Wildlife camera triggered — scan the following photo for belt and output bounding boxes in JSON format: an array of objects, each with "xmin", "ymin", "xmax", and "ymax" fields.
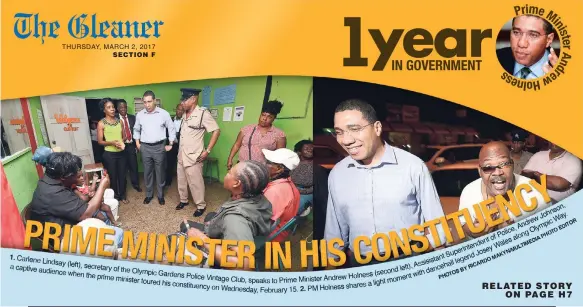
[{"xmin": 141, "ymin": 140, "xmax": 165, "ymax": 146}]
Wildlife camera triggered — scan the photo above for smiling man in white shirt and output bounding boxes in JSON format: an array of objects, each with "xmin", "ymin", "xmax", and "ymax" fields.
[{"xmin": 459, "ymin": 141, "xmax": 551, "ymax": 239}]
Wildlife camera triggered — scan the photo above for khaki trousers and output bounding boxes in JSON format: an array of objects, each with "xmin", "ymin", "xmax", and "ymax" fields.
[{"xmin": 177, "ymin": 154, "xmax": 206, "ymax": 209}]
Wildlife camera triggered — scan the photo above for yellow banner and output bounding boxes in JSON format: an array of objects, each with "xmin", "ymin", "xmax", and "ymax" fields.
[{"xmin": 2, "ymin": 0, "xmax": 582, "ymax": 156}]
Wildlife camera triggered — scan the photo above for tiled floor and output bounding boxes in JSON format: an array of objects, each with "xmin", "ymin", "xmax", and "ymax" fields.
[{"xmin": 116, "ymin": 177, "xmax": 313, "ymax": 272}]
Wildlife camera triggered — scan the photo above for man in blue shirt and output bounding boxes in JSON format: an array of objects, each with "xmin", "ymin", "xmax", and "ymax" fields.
[
  {"xmin": 324, "ymin": 99, "xmax": 447, "ymax": 267},
  {"xmin": 496, "ymin": 14, "xmax": 558, "ymax": 79},
  {"xmin": 134, "ymin": 90, "xmax": 176, "ymax": 205}
]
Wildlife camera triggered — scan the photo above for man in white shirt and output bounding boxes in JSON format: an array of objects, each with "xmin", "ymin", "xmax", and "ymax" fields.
[
  {"xmin": 166, "ymin": 104, "xmax": 184, "ymax": 187},
  {"xmin": 522, "ymin": 143, "xmax": 582, "ymax": 203},
  {"xmin": 458, "ymin": 142, "xmax": 551, "ymax": 239}
]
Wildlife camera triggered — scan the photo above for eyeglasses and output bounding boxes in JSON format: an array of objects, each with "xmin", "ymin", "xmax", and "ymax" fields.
[
  {"xmin": 332, "ymin": 122, "xmax": 374, "ymax": 138},
  {"xmin": 511, "ymin": 30, "xmax": 545, "ymax": 41},
  {"xmin": 480, "ymin": 160, "xmax": 514, "ymax": 174}
]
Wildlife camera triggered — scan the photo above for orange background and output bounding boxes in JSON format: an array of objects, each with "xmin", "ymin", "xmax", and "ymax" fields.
[{"xmin": 2, "ymin": 0, "xmax": 582, "ymax": 157}]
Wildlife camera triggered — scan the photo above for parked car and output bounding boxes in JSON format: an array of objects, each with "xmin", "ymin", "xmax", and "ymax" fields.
[
  {"xmin": 420, "ymin": 144, "xmax": 484, "ymax": 171},
  {"xmin": 314, "ymin": 144, "xmax": 346, "ymax": 170},
  {"xmin": 430, "ymin": 160, "xmax": 480, "ymax": 246},
  {"xmin": 430, "ymin": 160, "xmax": 480, "ymax": 214},
  {"xmin": 313, "ymin": 134, "xmax": 347, "ymax": 170}
]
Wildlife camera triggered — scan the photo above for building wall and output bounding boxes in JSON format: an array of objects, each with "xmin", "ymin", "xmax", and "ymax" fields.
[
  {"xmin": 26, "ymin": 76, "xmax": 313, "ymax": 182},
  {"xmin": 2, "ymin": 148, "xmax": 39, "ymax": 212}
]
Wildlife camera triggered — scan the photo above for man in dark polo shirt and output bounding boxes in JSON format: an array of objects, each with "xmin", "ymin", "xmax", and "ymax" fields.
[{"xmin": 29, "ymin": 152, "xmax": 114, "ymax": 247}]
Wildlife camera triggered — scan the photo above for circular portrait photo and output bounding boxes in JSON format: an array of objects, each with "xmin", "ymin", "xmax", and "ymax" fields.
[{"xmin": 496, "ymin": 14, "xmax": 560, "ymax": 79}]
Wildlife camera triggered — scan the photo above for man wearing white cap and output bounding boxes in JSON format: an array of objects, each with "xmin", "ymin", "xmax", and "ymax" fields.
[{"xmin": 262, "ymin": 148, "xmax": 301, "ymax": 242}]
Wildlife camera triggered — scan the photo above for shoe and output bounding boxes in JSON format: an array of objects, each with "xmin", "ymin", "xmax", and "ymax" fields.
[
  {"xmin": 134, "ymin": 186, "xmax": 142, "ymax": 192},
  {"xmin": 158, "ymin": 198, "xmax": 165, "ymax": 205},
  {"xmin": 175, "ymin": 202, "xmax": 189, "ymax": 210},
  {"xmin": 143, "ymin": 197, "xmax": 152, "ymax": 204},
  {"xmin": 193, "ymin": 208, "xmax": 206, "ymax": 217}
]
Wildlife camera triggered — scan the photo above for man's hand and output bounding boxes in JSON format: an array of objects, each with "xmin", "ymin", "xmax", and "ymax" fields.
[
  {"xmin": 473, "ymin": 218, "xmax": 493, "ymax": 236},
  {"xmin": 165, "ymin": 145, "xmax": 173, "ymax": 152},
  {"xmin": 136, "ymin": 142, "xmax": 141, "ymax": 152},
  {"xmin": 543, "ymin": 47, "xmax": 558, "ymax": 74},
  {"xmin": 187, "ymin": 227, "xmax": 205, "ymax": 239},
  {"xmin": 196, "ymin": 151, "xmax": 209, "ymax": 163},
  {"xmin": 530, "ymin": 171, "xmax": 544, "ymax": 184}
]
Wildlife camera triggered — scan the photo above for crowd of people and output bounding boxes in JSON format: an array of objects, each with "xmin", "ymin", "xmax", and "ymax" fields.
[
  {"xmin": 321, "ymin": 99, "xmax": 582, "ymax": 268},
  {"xmin": 26, "ymin": 89, "xmax": 314, "ymax": 269}
]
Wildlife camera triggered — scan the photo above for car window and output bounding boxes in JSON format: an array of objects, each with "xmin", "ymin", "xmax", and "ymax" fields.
[
  {"xmin": 432, "ymin": 169, "xmax": 480, "ymax": 197},
  {"xmin": 437, "ymin": 147, "xmax": 482, "ymax": 164},
  {"xmin": 419, "ymin": 148, "xmax": 439, "ymax": 162},
  {"xmin": 314, "ymin": 147, "xmax": 339, "ymax": 159}
]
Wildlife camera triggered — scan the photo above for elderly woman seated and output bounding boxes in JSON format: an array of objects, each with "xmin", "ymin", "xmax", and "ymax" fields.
[
  {"xmin": 179, "ymin": 160, "xmax": 273, "ymax": 270},
  {"xmin": 261, "ymin": 148, "xmax": 301, "ymax": 242},
  {"xmin": 29, "ymin": 152, "xmax": 124, "ymax": 251}
]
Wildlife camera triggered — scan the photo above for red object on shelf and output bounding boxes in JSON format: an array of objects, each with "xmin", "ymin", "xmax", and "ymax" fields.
[{"xmin": 0, "ymin": 163, "xmax": 29, "ymax": 249}]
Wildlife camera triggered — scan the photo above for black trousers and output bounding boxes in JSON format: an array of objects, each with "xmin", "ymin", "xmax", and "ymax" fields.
[
  {"xmin": 123, "ymin": 143, "xmax": 139, "ymax": 188},
  {"xmin": 166, "ymin": 142, "xmax": 179, "ymax": 186},
  {"xmin": 92, "ymin": 141, "xmax": 103, "ymax": 163},
  {"xmin": 102, "ymin": 150, "xmax": 127, "ymax": 200}
]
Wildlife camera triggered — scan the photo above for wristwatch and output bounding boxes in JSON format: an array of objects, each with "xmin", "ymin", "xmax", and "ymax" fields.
[{"xmin": 205, "ymin": 148, "xmax": 211, "ymax": 154}]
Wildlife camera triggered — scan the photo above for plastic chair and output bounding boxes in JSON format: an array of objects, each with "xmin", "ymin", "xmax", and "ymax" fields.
[
  {"xmin": 297, "ymin": 194, "xmax": 313, "ymax": 215},
  {"xmin": 257, "ymin": 217, "xmax": 301, "ymax": 271},
  {"xmin": 253, "ymin": 218, "xmax": 280, "ymax": 271},
  {"xmin": 204, "ymin": 157, "xmax": 220, "ymax": 184},
  {"xmin": 254, "ymin": 218, "xmax": 280, "ymax": 252}
]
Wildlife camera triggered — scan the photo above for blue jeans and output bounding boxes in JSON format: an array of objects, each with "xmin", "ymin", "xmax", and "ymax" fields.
[
  {"xmin": 298, "ymin": 194, "xmax": 313, "ymax": 214},
  {"xmin": 110, "ymin": 225, "xmax": 124, "ymax": 248},
  {"xmin": 92, "ymin": 211, "xmax": 123, "ymax": 248}
]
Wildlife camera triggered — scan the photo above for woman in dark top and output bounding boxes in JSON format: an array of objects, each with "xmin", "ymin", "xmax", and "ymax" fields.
[
  {"xmin": 180, "ymin": 160, "xmax": 273, "ymax": 270},
  {"xmin": 291, "ymin": 140, "xmax": 314, "ymax": 214}
]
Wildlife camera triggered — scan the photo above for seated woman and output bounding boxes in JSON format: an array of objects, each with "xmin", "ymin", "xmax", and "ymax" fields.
[
  {"xmin": 29, "ymin": 152, "xmax": 123, "ymax": 250},
  {"xmin": 226, "ymin": 100, "xmax": 286, "ymax": 169},
  {"xmin": 180, "ymin": 160, "xmax": 273, "ymax": 270},
  {"xmin": 262, "ymin": 148, "xmax": 301, "ymax": 242},
  {"xmin": 290, "ymin": 140, "xmax": 314, "ymax": 215},
  {"xmin": 74, "ymin": 172, "xmax": 121, "ymax": 227}
]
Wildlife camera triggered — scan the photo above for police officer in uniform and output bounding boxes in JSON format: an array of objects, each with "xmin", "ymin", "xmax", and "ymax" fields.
[{"xmin": 175, "ymin": 88, "xmax": 221, "ymax": 217}]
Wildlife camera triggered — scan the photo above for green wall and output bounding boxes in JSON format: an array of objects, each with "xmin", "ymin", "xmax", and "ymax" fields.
[
  {"xmin": 29, "ymin": 98, "xmax": 47, "ymax": 146},
  {"xmin": 27, "ymin": 76, "xmax": 313, "ymax": 182},
  {"xmin": 2, "ymin": 148, "xmax": 40, "ymax": 212}
]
